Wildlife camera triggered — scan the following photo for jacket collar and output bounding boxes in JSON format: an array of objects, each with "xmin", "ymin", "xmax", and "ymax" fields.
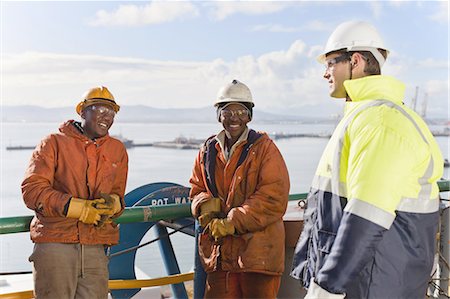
[
  {"xmin": 343, "ymin": 75, "xmax": 405, "ymax": 105},
  {"xmin": 59, "ymin": 120, "xmax": 110, "ymax": 145},
  {"xmin": 216, "ymin": 127, "xmax": 249, "ymax": 161}
]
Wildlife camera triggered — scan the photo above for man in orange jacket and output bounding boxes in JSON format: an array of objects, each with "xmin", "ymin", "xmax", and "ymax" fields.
[
  {"xmin": 190, "ymin": 79, "xmax": 290, "ymax": 298},
  {"xmin": 22, "ymin": 86, "xmax": 128, "ymax": 299}
]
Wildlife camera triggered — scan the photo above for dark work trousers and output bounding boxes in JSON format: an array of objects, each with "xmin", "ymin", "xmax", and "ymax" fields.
[
  {"xmin": 205, "ymin": 271, "xmax": 281, "ymax": 299},
  {"xmin": 194, "ymin": 220, "xmax": 207, "ymax": 299}
]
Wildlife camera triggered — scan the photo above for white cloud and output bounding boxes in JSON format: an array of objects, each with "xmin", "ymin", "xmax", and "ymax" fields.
[
  {"xmin": 2, "ymin": 52, "xmax": 209, "ymax": 108},
  {"xmin": 383, "ymin": 49, "xmax": 449, "ymax": 117},
  {"xmin": 2, "ymin": 39, "xmax": 448, "ymax": 117},
  {"xmin": 304, "ymin": 20, "xmax": 330, "ymax": 32},
  {"xmin": 428, "ymin": 1, "xmax": 449, "ymax": 24},
  {"xmin": 89, "ymin": 2, "xmax": 199, "ymax": 27},
  {"xmin": 206, "ymin": 1, "xmax": 292, "ymax": 21},
  {"xmin": 369, "ymin": 1, "xmax": 383, "ymax": 19},
  {"xmin": 250, "ymin": 20, "xmax": 330, "ymax": 33},
  {"xmin": 422, "ymin": 79, "xmax": 449, "ymax": 117},
  {"xmin": 425, "ymin": 79, "xmax": 449, "ymax": 96},
  {"xmin": 417, "ymin": 58, "xmax": 449, "ymax": 69},
  {"xmin": 251, "ymin": 24, "xmax": 302, "ymax": 33},
  {"xmin": 195, "ymin": 39, "xmax": 329, "ymax": 112},
  {"xmin": 388, "ymin": 0, "xmax": 405, "ymax": 8},
  {"xmin": 2, "ymin": 41, "xmax": 322, "ymax": 113}
]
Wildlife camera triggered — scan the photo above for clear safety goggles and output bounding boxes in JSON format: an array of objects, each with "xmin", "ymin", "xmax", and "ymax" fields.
[
  {"xmin": 89, "ymin": 105, "xmax": 116, "ymax": 117},
  {"xmin": 220, "ymin": 109, "xmax": 250, "ymax": 120},
  {"xmin": 324, "ymin": 53, "xmax": 350, "ymax": 70}
]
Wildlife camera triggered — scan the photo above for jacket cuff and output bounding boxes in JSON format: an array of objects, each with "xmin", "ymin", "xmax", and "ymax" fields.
[{"xmin": 305, "ymin": 279, "xmax": 345, "ymax": 299}]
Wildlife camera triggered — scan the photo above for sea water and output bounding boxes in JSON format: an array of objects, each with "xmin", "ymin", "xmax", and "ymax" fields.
[{"xmin": 1, "ymin": 121, "xmax": 448, "ymax": 279}]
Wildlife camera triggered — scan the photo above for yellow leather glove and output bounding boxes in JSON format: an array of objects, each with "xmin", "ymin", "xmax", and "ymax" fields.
[
  {"xmin": 66, "ymin": 197, "xmax": 110, "ymax": 225},
  {"xmin": 200, "ymin": 197, "xmax": 221, "ymax": 215},
  {"xmin": 96, "ymin": 193, "xmax": 122, "ymax": 226},
  {"xmin": 208, "ymin": 218, "xmax": 235, "ymax": 241},
  {"xmin": 97, "ymin": 193, "xmax": 122, "ymax": 215},
  {"xmin": 198, "ymin": 212, "xmax": 222, "ymax": 227},
  {"xmin": 198, "ymin": 198, "xmax": 222, "ymax": 227}
]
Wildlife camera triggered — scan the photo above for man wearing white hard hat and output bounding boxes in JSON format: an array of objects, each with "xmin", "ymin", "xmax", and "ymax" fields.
[
  {"xmin": 190, "ymin": 79, "xmax": 290, "ymax": 298},
  {"xmin": 290, "ymin": 21, "xmax": 443, "ymax": 299},
  {"xmin": 22, "ymin": 86, "xmax": 128, "ymax": 298}
]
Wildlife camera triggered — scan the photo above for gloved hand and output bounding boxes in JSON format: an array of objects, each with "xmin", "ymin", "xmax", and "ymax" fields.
[
  {"xmin": 66, "ymin": 197, "xmax": 110, "ymax": 225},
  {"xmin": 96, "ymin": 193, "xmax": 122, "ymax": 226},
  {"xmin": 198, "ymin": 212, "xmax": 222, "ymax": 227},
  {"xmin": 207, "ymin": 218, "xmax": 235, "ymax": 241},
  {"xmin": 198, "ymin": 198, "xmax": 221, "ymax": 227},
  {"xmin": 97, "ymin": 193, "xmax": 122, "ymax": 215},
  {"xmin": 200, "ymin": 197, "xmax": 221, "ymax": 215},
  {"xmin": 304, "ymin": 278, "xmax": 345, "ymax": 299}
]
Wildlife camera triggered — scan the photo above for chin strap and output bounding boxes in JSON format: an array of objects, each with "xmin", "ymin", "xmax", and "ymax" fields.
[
  {"xmin": 345, "ymin": 53, "xmax": 353, "ymax": 101},
  {"xmin": 73, "ymin": 121, "xmax": 84, "ymax": 134}
]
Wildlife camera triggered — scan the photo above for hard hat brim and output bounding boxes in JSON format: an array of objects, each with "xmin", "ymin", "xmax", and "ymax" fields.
[
  {"xmin": 214, "ymin": 98, "xmax": 255, "ymax": 108},
  {"xmin": 316, "ymin": 53, "xmax": 327, "ymax": 64}
]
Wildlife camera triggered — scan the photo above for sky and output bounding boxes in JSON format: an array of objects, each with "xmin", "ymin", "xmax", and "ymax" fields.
[{"xmin": 1, "ymin": 0, "xmax": 449, "ymax": 118}]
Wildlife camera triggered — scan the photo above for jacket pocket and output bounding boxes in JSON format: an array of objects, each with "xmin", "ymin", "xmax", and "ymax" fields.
[
  {"xmin": 102, "ymin": 156, "xmax": 120, "ymax": 181},
  {"xmin": 316, "ymin": 229, "xmax": 336, "ymax": 273},
  {"xmin": 99, "ymin": 155, "xmax": 121, "ymax": 192},
  {"xmin": 198, "ymin": 232, "xmax": 219, "ymax": 272},
  {"xmin": 317, "ymin": 230, "xmax": 336, "ymax": 254},
  {"xmin": 221, "ymin": 235, "xmax": 249, "ymax": 271}
]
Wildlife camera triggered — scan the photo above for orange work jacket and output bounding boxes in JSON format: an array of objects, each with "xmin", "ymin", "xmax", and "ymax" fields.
[
  {"xmin": 22, "ymin": 120, "xmax": 128, "ymax": 245},
  {"xmin": 190, "ymin": 131, "xmax": 290, "ymax": 275}
]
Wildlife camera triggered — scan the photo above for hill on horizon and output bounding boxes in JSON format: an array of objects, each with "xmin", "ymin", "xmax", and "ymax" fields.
[{"xmin": 1, "ymin": 105, "xmax": 337, "ymax": 124}]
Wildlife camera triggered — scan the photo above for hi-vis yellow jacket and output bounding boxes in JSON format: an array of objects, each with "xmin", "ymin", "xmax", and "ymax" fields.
[{"xmin": 291, "ymin": 75, "xmax": 443, "ymax": 299}]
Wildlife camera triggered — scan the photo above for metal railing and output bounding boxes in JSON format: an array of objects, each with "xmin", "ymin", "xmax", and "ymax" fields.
[{"xmin": 0, "ymin": 180, "xmax": 448, "ymax": 299}]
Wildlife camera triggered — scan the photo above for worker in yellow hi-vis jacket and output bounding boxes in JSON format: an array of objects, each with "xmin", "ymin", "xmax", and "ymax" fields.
[{"xmin": 290, "ymin": 21, "xmax": 443, "ymax": 299}]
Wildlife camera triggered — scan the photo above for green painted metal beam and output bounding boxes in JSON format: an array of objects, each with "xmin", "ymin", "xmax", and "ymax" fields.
[
  {"xmin": 438, "ymin": 180, "xmax": 450, "ymax": 192},
  {"xmin": 117, "ymin": 203, "xmax": 192, "ymax": 224},
  {"xmin": 0, "ymin": 215, "xmax": 33, "ymax": 235},
  {"xmin": 1, "ymin": 180, "xmax": 448, "ymax": 235},
  {"xmin": 288, "ymin": 193, "xmax": 308, "ymax": 201},
  {"xmin": 0, "ymin": 203, "xmax": 192, "ymax": 235}
]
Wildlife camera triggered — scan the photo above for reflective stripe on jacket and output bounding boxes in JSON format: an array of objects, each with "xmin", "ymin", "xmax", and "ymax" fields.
[
  {"xmin": 190, "ymin": 131, "xmax": 290, "ymax": 275},
  {"xmin": 291, "ymin": 75, "xmax": 443, "ymax": 298},
  {"xmin": 22, "ymin": 120, "xmax": 129, "ymax": 245}
]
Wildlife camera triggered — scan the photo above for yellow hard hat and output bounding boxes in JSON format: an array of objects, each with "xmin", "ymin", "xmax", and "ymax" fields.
[{"xmin": 76, "ymin": 86, "xmax": 120, "ymax": 115}]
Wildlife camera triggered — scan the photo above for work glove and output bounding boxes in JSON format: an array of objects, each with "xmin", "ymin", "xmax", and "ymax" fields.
[
  {"xmin": 207, "ymin": 218, "xmax": 235, "ymax": 241},
  {"xmin": 200, "ymin": 197, "xmax": 221, "ymax": 215},
  {"xmin": 198, "ymin": 198, "xmax": 221, "ymax": 227},
  {"xmin": 96, "ymin": 193, "xmax": 122, "ymax": 226},
  {"xmin": 198, "ymin": 212, "xmax": 222, "ymax": 227},
  {"xmin": 66, "ymin": 197, "xmax": 110, "ymax": 225},
  {"xmin": 304, "ymin": 278, "xmax": 345, "ymax": 299},
  {"xmin": 97, "ymin": 193, "xmax": 122, "ymax": 215}
]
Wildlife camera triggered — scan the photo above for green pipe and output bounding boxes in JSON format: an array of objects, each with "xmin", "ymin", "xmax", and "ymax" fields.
[
  {"xmin": 1, "ymin": 180, "xmax": 448, "ymax": 235},
  {"xmin": 289, "ymin": 193, "xmax": 308, "ymax": 200},
  {"xmin": 0, "ymin": 203, "xmax": 192, "ymax": 235},
  {"xmin": 117, "ymin": 203, "xmax": 192, "ymax": 224},
  {"xmin": 438, "ymin": 180, "xmax": 450, "ymax": 192},
  {"xmin": 0, "ymin": 215, "xmax": 33, "ymax": 235}
]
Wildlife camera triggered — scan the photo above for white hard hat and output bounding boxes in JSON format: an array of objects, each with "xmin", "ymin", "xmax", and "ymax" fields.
[
  {"xmin": 215, "ymin": 79, "xmax": 254, "ymax": 107},
  {"xmin": 317, "ymin": 20, "xmax": 389, "ymax": 67}
]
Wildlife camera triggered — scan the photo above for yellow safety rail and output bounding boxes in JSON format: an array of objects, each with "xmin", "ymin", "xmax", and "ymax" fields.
[{"xmin": 0, "ymin": 272, "xmax": 194, "ymax": 299}]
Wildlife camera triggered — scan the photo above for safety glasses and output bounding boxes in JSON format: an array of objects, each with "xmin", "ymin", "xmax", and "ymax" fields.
[
  {"xmin": 89, "ymin": 105, "xmax": 116, "ymax": 117},
  {"xmin": 325, "ymin": 53, "xmax": 350, "ymax": 70},
  {"xmin": 220, "ymin": 109, "xmax": 250, "ymax": 120}
]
